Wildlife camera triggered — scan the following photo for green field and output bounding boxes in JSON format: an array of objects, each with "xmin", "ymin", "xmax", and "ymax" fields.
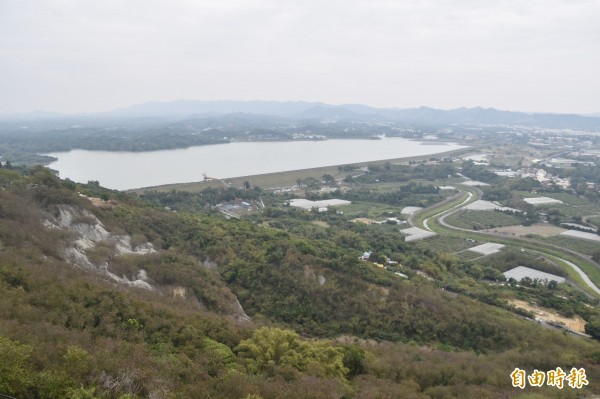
[
  {"xmin": 131, "ymin": 148, "xmax": 469, "ymax": 193},
  {"xmin": 414, "ymin": 187, "xmax": 600, "ymax": 297},
  {"xmin": 341, "ymin": 202, "xmax": 403, "ymax": 218},
  {"xmin": 444, "ymin": 210, "xmax": 522, "ymax": 230},
  {"xmin": 514, "ymin": 191, "xmax": 600, "ymax": 219},
  {"xmin": 585, "ymin": 216, "xmax": 600, "ymax": 228},
  {"xmin": 543, "ymin": 235, "xmax": 600, "ymax": 257}
]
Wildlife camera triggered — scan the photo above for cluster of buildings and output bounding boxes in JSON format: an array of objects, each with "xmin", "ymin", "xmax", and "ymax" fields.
[{"xmin": 490, "ymin": 167, "xmax": 572, "ymax": 189}]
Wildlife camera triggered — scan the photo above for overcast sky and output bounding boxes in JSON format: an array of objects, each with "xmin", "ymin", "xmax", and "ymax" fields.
[{"xmin": 1, "ymin": 0, "xmax": 599, "ymax": 114}]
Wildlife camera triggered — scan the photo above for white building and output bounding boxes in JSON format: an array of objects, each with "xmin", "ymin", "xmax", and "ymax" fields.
[{"xmin": 503, "ymin": 266, "xmax": 565, "ymax": 285}]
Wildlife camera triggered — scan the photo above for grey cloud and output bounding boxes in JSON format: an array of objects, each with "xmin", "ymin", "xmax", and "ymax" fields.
[{"xmin": 0, "ymin": 0, "xmax": 599, "ymax": 113}]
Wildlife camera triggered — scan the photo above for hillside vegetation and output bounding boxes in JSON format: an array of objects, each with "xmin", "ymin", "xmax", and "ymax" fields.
[{"xmin": 1, "ymin": 166, "xmax": 599, "ymax": 398}]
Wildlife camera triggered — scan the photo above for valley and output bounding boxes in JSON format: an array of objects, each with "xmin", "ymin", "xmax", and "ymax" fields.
[
  {"xmin": 2, "ymin": 107, "xmax": 600, "ymax": 398},
  {"xmin": 3, "ymin": 0, "xmax": 600, "ymax": 396}
]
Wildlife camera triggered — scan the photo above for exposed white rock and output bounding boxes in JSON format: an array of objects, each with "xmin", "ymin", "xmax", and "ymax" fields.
[
  {"xmin": 43, "ymin": 205, "xmax": 156, "ymax": 290},
  {"xmin": 42, "ymin": 205, "xmax": 251, "ymax": 322},
  {"xmin": 233, "ymin": 298, "xmax": 251, "ymax": 323},
  {"xmin": 131, "ymin": 280, "xmax": 153, "ymax": 290},
  {"xmin": 42, "ymin": 219, "xmax": 60, "ymax": 229},
  {"xmin": 137, "ymin": 269, "xmax": 149, "ymax": 281},
  {"xmin": 62, "ymin": 246, "xmax": 95, "ymax": 270},
  {"xmin": 96, "ymin": 262, "xmax": 154, "ymax": 291},
  {"xmin": 133, "ymin": 242, "xmax": 156, "ymax": 254},
  {"xmin": 201, "ymin": 258, "xmax": 218, "ymax": 270},
  {"xmin": 114, "ymin": 235, "xmax": 156, "ymax": 255}
]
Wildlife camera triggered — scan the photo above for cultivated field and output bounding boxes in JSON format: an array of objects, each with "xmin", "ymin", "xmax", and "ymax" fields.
[
  {"xmin": 444, "ymin": 209, "xmax": 522, "ymax": 230},
  {"xmin": 484, "ymin": 224, "xmax": 566, "ymax": 237},
  {"xmin": 586, "ymin": 216, "xmax": 600, "ymax": 228},
  {"xmin": 543, "ymin": 235, "xmax": 600, "ymax": 256},
  {"xmin": 515, "ymin": 191, "xmax": 600, "ymax": 218},
  {"xmin": 340, "ymin": 202, "xmax": 403, "ymax": 218}
]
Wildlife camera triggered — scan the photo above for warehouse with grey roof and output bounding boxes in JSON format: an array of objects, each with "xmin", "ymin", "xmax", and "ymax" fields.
[{"xmin": 503, "ymin": 266, "xmax": 565, "ymax": 284}]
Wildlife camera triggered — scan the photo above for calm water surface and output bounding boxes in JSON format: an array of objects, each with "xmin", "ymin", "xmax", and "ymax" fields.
[{"xmin": 47, "ymin": 138, "xmax": 466, "ymax": 190}]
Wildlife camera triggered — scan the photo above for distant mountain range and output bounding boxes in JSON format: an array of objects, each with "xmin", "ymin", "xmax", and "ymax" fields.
[
  {"xmin": 110, "ymin": 101, "xmax": 600, "ymax": 130},
  {"xmin": 3, "ymin": 100, "xmax": 600, "ymax": 130}
]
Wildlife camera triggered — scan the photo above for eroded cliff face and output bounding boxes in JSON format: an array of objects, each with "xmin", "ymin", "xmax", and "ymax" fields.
[
  {"xmin": 42, "ymin": 204, "xmax": 251, "ymax": 322},
  {"xmin": 43, "ymin": 205, "xmax": 155, "ymax": 289}
]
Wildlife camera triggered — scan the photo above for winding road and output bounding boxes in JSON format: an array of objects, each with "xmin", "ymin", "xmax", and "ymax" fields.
[{"xmin": 411, "ymin": 185, "xmax": 600, "ymax": 297}]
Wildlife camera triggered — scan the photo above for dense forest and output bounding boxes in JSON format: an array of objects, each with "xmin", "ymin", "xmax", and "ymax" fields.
[{"xmin": 1, "ymin": 165, "xmax": 599, "ymax": 398}]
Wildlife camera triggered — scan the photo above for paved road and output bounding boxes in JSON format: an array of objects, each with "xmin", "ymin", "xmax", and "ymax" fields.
[
  {"xmin": 407, "ymin": 189, "xmax": 469, "ymax": 229},
  {"xmin": 419, "ymin": 185, "xmax": 600, "ymax": 296},
  {"xmin": 561, "ymin": 258, "xmax": 600, "ymax": 295},
  {"xmin": 423, "ymin": 190, "xmax": 473, "ymax": 231}
]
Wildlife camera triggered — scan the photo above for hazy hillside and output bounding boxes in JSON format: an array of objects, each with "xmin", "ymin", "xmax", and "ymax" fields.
[
  {"xmin": 3, "ymin": 100, "xmax": 600, "ymax": 130},
  {"xmin": 2, "ymin": 100, "xmax": 600, "ymax": 167},
  {"xmin": 104, "ymin": 101, "xmax": 600, "ymax": 130},
  {"xmin": 1, "ymin": 165, "xmax": 599, "ymax": 398},
  {"xmin": 103, "ymin": 100, "xmax": 323, "ymax": 118}
]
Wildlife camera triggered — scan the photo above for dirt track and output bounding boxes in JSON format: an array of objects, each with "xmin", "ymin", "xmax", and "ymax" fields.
[{"xmin": 509, "ymin": 300, "xmax": 586, "ymax": 334}]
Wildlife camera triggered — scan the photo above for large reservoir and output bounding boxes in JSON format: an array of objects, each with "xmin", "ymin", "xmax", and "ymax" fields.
[{"xmin": 47, "ymin": 137, "xmax": 466, "ymax": 190}]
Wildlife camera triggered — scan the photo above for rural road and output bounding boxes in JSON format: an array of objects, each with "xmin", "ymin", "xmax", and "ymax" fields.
[
  {"xmin": 418, "ymin": 184, "xmax": 600, "ymax": 296},
  {"xmin": 560, "ymin": 258, "xmax": 600, "ymax": 295},
  {"xmin": 423, "ymin": 191, "xmax": 473, "ymax": 231}
]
